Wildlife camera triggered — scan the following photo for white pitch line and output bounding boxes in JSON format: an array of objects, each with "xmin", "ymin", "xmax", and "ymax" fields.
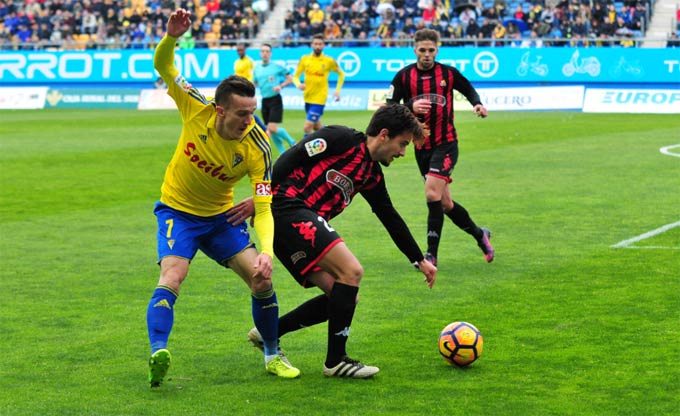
[
  {"xmin": 660, "ymin": 144, "xmax": 680, "ymax": 158},
  {"xmin": 611, "ymin": 221, "xmax": 680, "ymax": 248},
  {"xmin": 618, "ymin": 246, "xmax": 680, "ymax": 250}
]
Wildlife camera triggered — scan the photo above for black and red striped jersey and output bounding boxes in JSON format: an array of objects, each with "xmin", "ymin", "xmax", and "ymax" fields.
[
  {"xmin": 271, "ymin": 125, "xmax": 424, "ymax": 263},
  {"xmin": 386, "ymin": 62, "xmax": 482, "ymax": 150},
  {"xmin": 271, "ymin": 125, "xmax": 385, "ymax": 221}
]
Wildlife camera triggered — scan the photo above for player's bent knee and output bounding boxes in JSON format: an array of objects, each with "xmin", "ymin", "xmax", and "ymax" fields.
[
  {"xmin": 250, "ymin": 277, "xmax": 273, "ymax": 293},
  {"xmin": 337, "ymin": 264, "xmax": 363, "ymax": 286}
]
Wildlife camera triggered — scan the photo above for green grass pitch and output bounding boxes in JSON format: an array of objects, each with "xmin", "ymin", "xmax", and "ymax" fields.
[{"xmin": 1, "ymin": 109, "xmax": 679, "ymax": 415}]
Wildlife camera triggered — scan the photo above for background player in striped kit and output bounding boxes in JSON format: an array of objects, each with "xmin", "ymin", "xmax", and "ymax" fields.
[{"xmin": 386, "ymin": 28, "xmax": 495, "ymax": 268}]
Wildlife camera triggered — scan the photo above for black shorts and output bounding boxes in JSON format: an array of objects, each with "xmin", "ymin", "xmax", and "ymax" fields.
[
  {"xmin": 415, "ymin": 141, "xmax": 459, "ymax": 183},
  {"xmin": 273, "ymin": 207, "xmax": 342, "ymax": 288},
  {"xmin": 261, "ymin": 95, "xmax": 284, "ymax": 124}
]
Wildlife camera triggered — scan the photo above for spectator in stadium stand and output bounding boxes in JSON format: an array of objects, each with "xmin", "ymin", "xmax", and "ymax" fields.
[
  {"xmin": 520, "ymin": 29, "xmax": 543, "ymax": 47},
  {"xmin": 284, "ymin": 9, "xmax": 295, "ymax": 31},
  {"xmin": 459, "ymin": 7, "xmax": 476, "ymax": 31},
  {"xmin": 296, "ymin": 19, "xmax": 312, "ymax": 40},
  {"xmin": 220, "ymin": 17, "xmax": 237, "ymax": 43},
  {"xmin": 572, "ymin": 15, "xmax": 588, "ymax": 38},
  {"xmin": 324, "ymin": 18, "xmax": 343, "ymax": 45},
  {"xmin": 145, "ymin": 7, "xmax": 301, "ymax": 388},
  {"xmin": 402, "ymin": 15, "xmax": 417, "ymax": 35},
  {"xmin": 589, "ymin": 17, "xmax": 602, "ymax": 39},
  {"xmin": 465, "ymin": 16, "xmax": 481, "ymax": 40},
  {"xmin": 600, "ymin": 15, "xmax": 615, "ymax": 37},
  {"xmin": 421, "ymin": 1, "xmax": 435, "ymax": 25},
  {"xmin": 404, "ymin": 0, "xmax": 418, "ymax": 17},
  {"xmin": 492, "ymin": 19, "xmax": 506, "ymax": 46},
  {"xmin": 480, "ymin": 17, "xmax": 495, "ymax": 45},
  {"xmin": 525, "ymin": 3, "xmax": 542, "ymax": 27},
  {"xmin": 386, "ymin": 28, "xmax": 495, "ymax": 268},
  {"xmin": 667, "ymin": 32, "xmax": 680, "ymax": 48},
  {"xmin": 307, "ymin": 2, "xmax": 324, "ymax": 25}
]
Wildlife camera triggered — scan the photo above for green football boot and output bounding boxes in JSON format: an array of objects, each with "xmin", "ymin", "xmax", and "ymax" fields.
[{"xmin": 148, "ymin": 349, "xmax": 172, "ymax": 387}]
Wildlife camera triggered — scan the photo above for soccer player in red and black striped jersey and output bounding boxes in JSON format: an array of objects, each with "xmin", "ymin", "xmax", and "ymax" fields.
[
  {"xmin": 386, "ymin": 28, "xmax": 495, "ymax": 267},
  {"xmin": 234, "ymin": 104, "xmax": 437, "ymax": 378}
]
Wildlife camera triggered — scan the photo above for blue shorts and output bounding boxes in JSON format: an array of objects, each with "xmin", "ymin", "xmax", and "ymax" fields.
[
  {"xmin": 304, "ymin": 103, "xmax": 325, "ymax": 122},
  {"xmin": 153, "ymin": 202, "xmax": 253, "ymax": 266}
]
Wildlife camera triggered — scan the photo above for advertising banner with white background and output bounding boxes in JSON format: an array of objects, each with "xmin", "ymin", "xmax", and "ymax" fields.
[
  {"xmin": 0, "ymin": 87, "xmax": 48, "ymax": 109},
  {"xmin": 583, "ymin": 89, "xmax": 680, "ymax": 113}
]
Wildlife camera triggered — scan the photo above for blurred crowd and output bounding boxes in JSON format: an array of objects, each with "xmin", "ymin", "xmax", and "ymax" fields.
[
  {"xmin": 280, "ymin": 0, "xmax": 661, "ymax": 48},
  {"xmin": 0, "ymin": 0, "xmax": 272, "ymax": 50},
  {"xmin": 0, "ymin": 0, "xmax": 675, "ymax": 50}
]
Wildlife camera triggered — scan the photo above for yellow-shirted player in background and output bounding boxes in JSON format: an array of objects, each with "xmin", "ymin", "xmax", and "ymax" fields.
[
  {"xmin": 292, "ymin": 34, "xmax": 345, "ymax": 135},
  {"xmin": 145, "ymin": 8, "xmax": 299, "ymax": 388},
  {"xmin": 234, "ymin": 43, "xmax": 255, "ymax": 81}
]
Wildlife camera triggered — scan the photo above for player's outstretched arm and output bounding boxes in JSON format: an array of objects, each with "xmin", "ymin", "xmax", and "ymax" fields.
[{"xmin": 154, "ymin": 9, "xmax": 192, "ymax": 82}]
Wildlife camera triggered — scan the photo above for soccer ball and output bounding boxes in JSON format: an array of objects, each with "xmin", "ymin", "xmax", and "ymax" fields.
[{"xmin": 439, "ymin": 321, "xmax": 483, "ymax": 367}]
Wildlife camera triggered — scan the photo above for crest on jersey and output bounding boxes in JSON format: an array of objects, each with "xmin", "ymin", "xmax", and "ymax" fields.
[
  {"xmin": 440, "ymin": 80, "xmax": 447, "ymax": 88},
  {"xmin": 305, "ymin": 138, "xmax": 327, "ymax": 156},
  {"xmin": 198, "ymin": 134, "xmax": 207, "ymax": 143},
  {"xmin": 233, "ymin": 152, "xmax": 244, "ymax": 167}
]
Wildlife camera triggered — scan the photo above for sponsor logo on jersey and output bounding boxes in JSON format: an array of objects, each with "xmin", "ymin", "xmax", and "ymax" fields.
[
  {"xmin": 174, "ymin": 74, "xmax": 192, "ymax": 92},
  {"xmin": 184, "ymin": 142, "xmax": 231, "ymax": 182},
  {"xmin": 326, "ymin": 170, "xmax": 353, "ymax": 205},
  {"xmin": 414, "ymin": 93, "xmax": 447, "ymax": 107},
  {"xmin": 305, "ymin": 138, "xmax": 327, "ymax": 156},
  {"xmin": 255, "ymin": 182, "xmax": 272, "ymax": 196}
]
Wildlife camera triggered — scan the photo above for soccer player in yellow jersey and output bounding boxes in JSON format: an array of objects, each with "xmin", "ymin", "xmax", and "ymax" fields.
[
  {"xmin": 234, "ymin": 43, "xmax": 255, "ymax": 81},
  {"xmin": 292, "ymin": 34, "xmax": 345, "ymax": 135},
  {"xmin": 145, "ymin": 8, "xmax": 299, "ymax": 388}
]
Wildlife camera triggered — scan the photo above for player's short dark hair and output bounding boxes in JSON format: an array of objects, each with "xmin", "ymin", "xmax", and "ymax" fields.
[
  {"xmin": 262, "ymin": 43, "xmax": 272, "ymax": 50},
  {"xmin": 414, "ymin": 28, "xmax": 439, "ymax": 44},
  {"xmin": 366, "ymin": 104, "xmax": 423, "ymax": 140},
  {"xmin": 215, "ymin": 75, "xmax": 255, "ymax": 107},
  {"xmin": 312, "ymin": 34, "xmax": 325, "ymax": 42}
]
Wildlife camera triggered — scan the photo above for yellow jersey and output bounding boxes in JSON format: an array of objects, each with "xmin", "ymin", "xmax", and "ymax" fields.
[
  {"xmin": 154, "ymin": 35, "xmax": 274, "ymax": 255},
  {"xmin": 293, "ymin": 53, "xmax": 345, "ymax": 105},
  {"xmin": 234, "ymin": 55, "xmax": 255, "ymax": 81}
]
